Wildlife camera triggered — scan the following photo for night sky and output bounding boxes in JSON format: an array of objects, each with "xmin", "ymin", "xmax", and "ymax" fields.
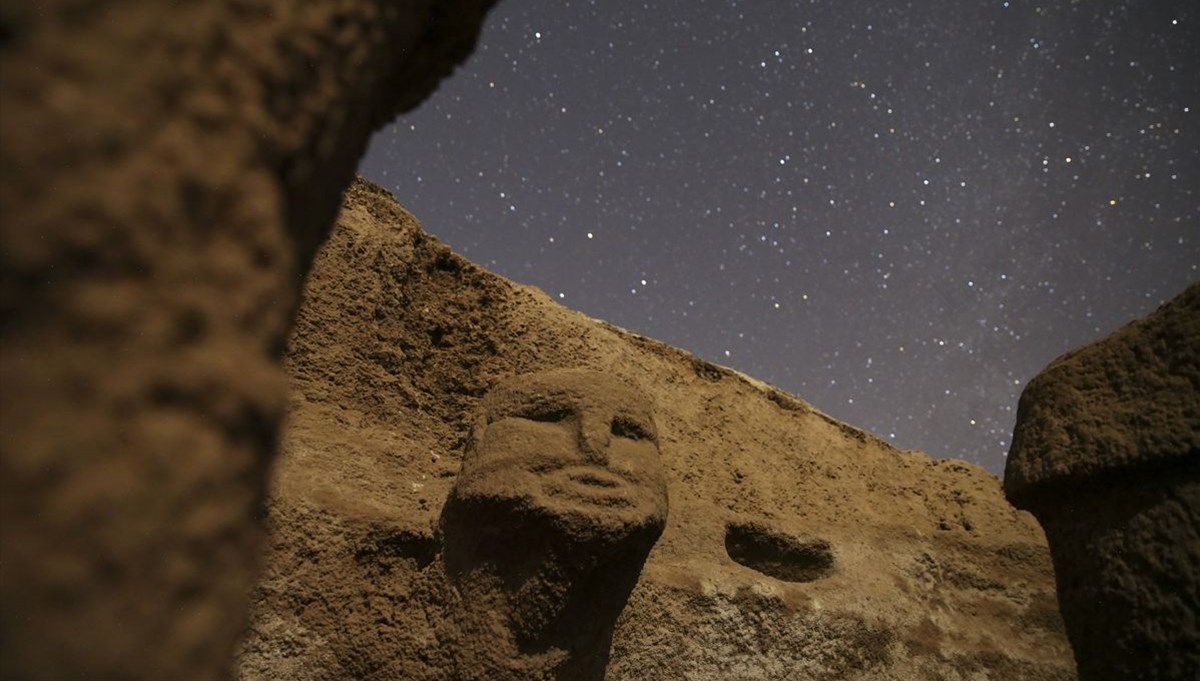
[{"xmin": 359, "ymin": 0, "xmax": 1198, "ymax": 476}]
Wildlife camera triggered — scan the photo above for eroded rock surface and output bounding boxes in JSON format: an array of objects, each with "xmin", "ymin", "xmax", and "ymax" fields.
[
  {"xmin": 235, "ymin": 178, "xmax": 1077, "ymax": 681},
  {"xmin": 1006, "ymin": 283, "xmax": 1200, "ymax": 681},
  {"xmin": 0, "ymin": 3, "xmax": 495, "ymax": 679}
]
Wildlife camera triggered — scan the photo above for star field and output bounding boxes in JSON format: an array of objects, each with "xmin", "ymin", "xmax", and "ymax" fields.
[{"xmin": 360, "ymin": 0, "xmax": 1199, "ymax": 475}]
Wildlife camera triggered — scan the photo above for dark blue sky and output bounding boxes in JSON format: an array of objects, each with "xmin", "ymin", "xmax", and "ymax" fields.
[{"xmin": 360, "ymin": 0, "xmax": 1198, "ymax": 475}]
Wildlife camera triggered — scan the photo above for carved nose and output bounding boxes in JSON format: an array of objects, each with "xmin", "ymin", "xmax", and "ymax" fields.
[{"xmin": 578, "ymin": 414, "xmax": 612, "ymax": 464}]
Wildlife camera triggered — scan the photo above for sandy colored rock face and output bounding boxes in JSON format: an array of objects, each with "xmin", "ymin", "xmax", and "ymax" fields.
[
  {"xmin": 0, "ymin": 3, "xmax": 495, "ymax": 679},
  {"xmin": 236, "ymin": 178, "xmax": 1077, "ymax": 681},
  {"xmin": 1006, "ymin": 284, "xmax": 1200, "ymax": 681}
]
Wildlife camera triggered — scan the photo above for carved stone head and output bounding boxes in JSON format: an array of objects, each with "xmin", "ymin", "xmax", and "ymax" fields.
[
  {"xmin": 438, "ymin": 369, "xmax": 669, "ymax": 678},
  {"xmin": 448, "ymin": 368, "xmax": 669, "ymax": 547}
]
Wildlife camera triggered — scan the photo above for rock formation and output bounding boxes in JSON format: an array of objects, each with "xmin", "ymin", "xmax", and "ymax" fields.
[
  {"xmin": 1005, "ymin": 283, "xmax": 1200, "ymax": 681},
  {"xmin": 234, "ymin": 178, "xmax": 1078, "ymax": 680},
  {"xmin": 0, "ymin": 3, "xmax": 496, "ymax": 679}
]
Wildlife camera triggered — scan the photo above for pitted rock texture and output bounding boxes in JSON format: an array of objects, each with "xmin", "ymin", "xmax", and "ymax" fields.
[
  {"xmin": 235, "ymin": 178, "xmax": 1077, "ymax": 681},
  {"xmin": 0, "ymin": 3, "xmax": 495, "ymax": 680},
  {"xmin": 1005, "ymin": 283, "xmax": 1200, "ymax": 681}
]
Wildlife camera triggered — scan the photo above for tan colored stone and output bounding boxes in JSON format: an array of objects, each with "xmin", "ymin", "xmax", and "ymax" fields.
[{"xmin": 235, "ymin": 178, "xmax": 1077, "ymax": 680}]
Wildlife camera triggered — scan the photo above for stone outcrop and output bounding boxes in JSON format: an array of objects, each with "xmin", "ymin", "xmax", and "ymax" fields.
[
  {"xmin": 0, "ymin": 3, "xmax": 496, "ymax": 679},
  {"xmin": 234, "ymin": 178, "xmax": 1077, "ymax": 680},
  {"xmin": 1005, "ymin": 283, "xmax": 1200, "ymax": 681}
]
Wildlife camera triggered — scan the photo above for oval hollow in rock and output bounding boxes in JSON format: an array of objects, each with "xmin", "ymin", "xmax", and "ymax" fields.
[{"xmin": 725, "ymin": 522, "xmax": 836, "ymax": 582}]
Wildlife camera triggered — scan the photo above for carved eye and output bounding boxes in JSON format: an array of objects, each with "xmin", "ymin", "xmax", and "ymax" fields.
[
  {"xmin": 516, "ymin": 403, "xmax": 572, "ymax": 423},
  {"xmin": 611, "ymin": 416, "xmax": 654, "ymax": 441}
]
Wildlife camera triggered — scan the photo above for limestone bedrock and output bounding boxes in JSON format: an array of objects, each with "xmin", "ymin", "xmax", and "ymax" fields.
[{"xmin": 235, "ymin": 178, "xmax": 1078, "ymax": 681}]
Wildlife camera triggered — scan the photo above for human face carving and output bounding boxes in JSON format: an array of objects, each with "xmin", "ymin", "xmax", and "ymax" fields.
[{"xmin": 452, "ymin": 370, "xmax": 669, "ymax": 535}]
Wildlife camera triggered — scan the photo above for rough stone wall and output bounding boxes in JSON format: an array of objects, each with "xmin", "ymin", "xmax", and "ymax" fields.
[
  {"xmin": 1006, "ymin": 283, "xmax": 1200, "ymax": 680},
  {"xmin": 235, "ymin": 179, "xmax": 1077, "ymax": 681},
  {"xmin": 0, "ymin": 3, "xmax": 495, "ymax": 679}
]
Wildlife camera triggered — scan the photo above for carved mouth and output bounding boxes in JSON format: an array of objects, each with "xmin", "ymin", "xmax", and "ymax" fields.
[
  {"xmin": 565, "ymin": 469, "xmax": 623, "ymax": 488},
  {"xmin": 541, "ymin": 466, "xmax": 634, "ymax": 507}
]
